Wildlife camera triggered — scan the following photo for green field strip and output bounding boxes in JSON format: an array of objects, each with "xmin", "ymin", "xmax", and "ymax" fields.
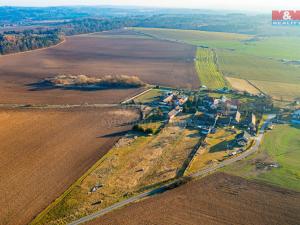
[{"xmin": 195, "ymin": 47, "xmax": 229, "ymax": 89}]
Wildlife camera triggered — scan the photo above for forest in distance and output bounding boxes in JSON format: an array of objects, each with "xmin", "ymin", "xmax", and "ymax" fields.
[{"xmin": 1, "ymin": 6, "xmax": 300, "ymax": 55}]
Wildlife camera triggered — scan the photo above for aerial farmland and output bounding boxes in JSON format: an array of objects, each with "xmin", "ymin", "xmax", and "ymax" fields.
[
  {"xmin": 0, "ymin": 108, "xmax": 139, "ymax": 225},
  {"xmin": 0, "ymin": 30, "xmax": 198, "ymax": 105},
  {"xmin": 1, "ymin": 5, "xmax": 300, "ymax": 225}
]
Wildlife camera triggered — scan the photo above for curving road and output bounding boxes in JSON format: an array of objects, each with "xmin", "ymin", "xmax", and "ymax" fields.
[{"xmin": 68, "ymin": 114, "xmax": 276, "ymax": 225}]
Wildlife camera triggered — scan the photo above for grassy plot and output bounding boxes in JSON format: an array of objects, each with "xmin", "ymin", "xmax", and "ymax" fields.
[
  {"xmin": 134, "ymin": 89, "xmax": 162, "ymax": 104},
  {"xmin": 217, "ymin": 49, "xmax": 300, "ymax": 101},
  {"xmin": 133, "ymin": 28, "xmax": 300, "ymax": 60},
  {"xmin": 137, "ymin": 121, "xmax": 163, "ymax": 134},
  {"xmin": 132, "ymin": 27, "xmax": 251, "ymax": 49},
  {"xmin": 226, "ymin": 77, "xmax": 260, "ymax": 95},
  {"xmin": 31, "ymin": 115, "xmax": 201, "ymax": 225},
  {"xmin": 185, "ymin": 128, "xmax": 237, "ymax": 175},
  {"xmin": 222, "ymin": 125, "xmax": 300, "ymax": 192},
  {"xmin": 249, "ymin": 80, "xmax": 300, "ymax": 101},
  {"xmin": 195, "ymin": 48, "xmax": 228, "ymax": 89},
  {"xmin": 80, "ymin": 31, "xmax": 151, "ymax": 40},
  {"xmin": 234, "ymin": 37, "xmax": 300, "ymax": 60},
  {"xmin": 217, "ymin": 49, "xmax": 300, "ymax": 84}
]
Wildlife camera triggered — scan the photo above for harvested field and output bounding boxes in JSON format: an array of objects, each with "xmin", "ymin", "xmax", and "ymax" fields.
[
  {"xmin": 87, "ymin": 172, "xmax": 300, "ymax": 225},
  {"xmin": 226, "ymin": 77, "xmax": 260, "ymax": 94},
  {"xmin": 0, "ymin": 32, "xmax": 197, "ymax": 104},
  {"xmin": 0, "ymin": 107, "xmax": 139, "ymax": 225}
]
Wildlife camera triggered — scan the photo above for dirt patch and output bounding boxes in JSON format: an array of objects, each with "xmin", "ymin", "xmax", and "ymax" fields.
[
  {"xmin": 87, "ymin": 172, "xmax": 300, "ymax": 225},
  {"xmin": 226, "ymin": 77, "xmax": 260, "ymax": 94},
  {"xmin": 0, "ymin": 35, "xmax": 197, "ymax": 104},
  {"xmin": 0, "ymin": 107, "xmax": 139, "ymax": 225}
]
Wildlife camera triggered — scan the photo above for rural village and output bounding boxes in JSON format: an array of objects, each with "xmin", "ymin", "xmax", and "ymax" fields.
[
  {"xmin": 47, "ymin": 84, "xmax": 282, "ymax": 225},
  {"xmin": 1, "ymin": 6, "xmax": 300, "ymax": 225},
  {"xmin": 129, "ymin": 86, "xmax": 271, "ymax": 163}
]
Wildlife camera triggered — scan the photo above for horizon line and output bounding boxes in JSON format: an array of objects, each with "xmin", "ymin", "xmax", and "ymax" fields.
[{"xmin": 0, "ymin": 4, "xmax": 270, "ymax": 14}]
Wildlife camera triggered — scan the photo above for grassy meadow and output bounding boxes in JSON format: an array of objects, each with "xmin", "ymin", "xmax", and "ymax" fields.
[
  {"xmin": 132, "ymin": 27, "xmax": 251, "ymax": 49},
  {"xmin": 226, "ymin": 77, "xmax": 260, "ymax": 94},
  {"xmin": 217, "ymin": 50, "xmax": 300, "ymax": 100},
  {"xmin": 133, "ymin": 27, "xmax": 300, "ymax": 60},
  {"xmin": 134, "ymin": 88, "xmax": 162, "ymax": 104},
  {"xmin": 222, "ymin": 125, "xmax": 300, "ymax": 192},
  {"xmin": 249, "ymin": 80, "xmax": 300, "ymax": 101},
  {"xmin": 217, "ymin": 50, "xmax": 300, "ymax": 84}
]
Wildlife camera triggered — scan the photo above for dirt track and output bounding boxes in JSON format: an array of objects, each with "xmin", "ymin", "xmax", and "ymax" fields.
[
  {"xmin": 86, "ymin": 172, "xmax": 300, "ymax": 225},
  {"xmin": 0, "ymin": 108, "xmax": 139, "ymax": 225},
  {"xmin": 0, "ymin": 33, "xmax": 197, "ymax": 105}
]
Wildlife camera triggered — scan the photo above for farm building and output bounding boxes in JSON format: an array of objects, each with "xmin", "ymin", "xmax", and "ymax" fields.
[
  {"xmin": 291, "ymin": 110, "xmax": 300, "ymax": 124},
  {"xmin": 235, "ymin": 131, "xmax": 251, "ymax": 147},
  {"xmin": 217, "ymin": 116, "xmax": 231, "ymax": 126},
  {"xmin": 177, "ymin": 95, "xmax": 188, "ymax": 105},
  {"xmin": 163, "ymin": 94, "xmax": 174, "ymax": 104},
  {"xmin": 194, "ymin": 112, "xmax": 217, "ymax": 126},
  {"xmin": 210, "ymin": 96, "xmax": 238, "ymax": 115},
  {"xmin": 168, "ymin": 107, "xmax": 182, "ymax": 120},
  {"xmin": 250, "ymin": 113, "xmax": 256, "ymax": 128},
  {"xmin": 200, "ymin": 127, "xmax": 211, "ymax": 135},
  {"xmin": 233, "ymin": 111, "xmax": 241, "ymax": 124}
]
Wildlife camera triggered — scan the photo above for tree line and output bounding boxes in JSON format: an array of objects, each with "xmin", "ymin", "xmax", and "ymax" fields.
[
  {"xmin": 0, "ymin": 17, "xmax": 136, "ymax": 55},
  {"xmin": 0, "ymin": 29, "xmax": 63, "ymax": 54}
]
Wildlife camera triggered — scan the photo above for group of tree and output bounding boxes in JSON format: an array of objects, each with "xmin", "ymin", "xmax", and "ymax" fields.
[
  {"xmin": 0, "ymin": 17, "xmax": 137, "ymax": 55},
  {"xmin": 0, "ymin": 29, "xmax": 63, "ymax": 54}
]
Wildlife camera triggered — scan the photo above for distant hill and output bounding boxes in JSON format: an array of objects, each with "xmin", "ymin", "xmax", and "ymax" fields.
[{"xmin": 1, "ymin": 6, "xmax": 300, "ymax": 36}]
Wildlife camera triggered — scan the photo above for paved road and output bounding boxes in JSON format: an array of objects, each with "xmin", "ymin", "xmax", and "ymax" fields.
[
  {"xmin": 68, "ymin": 114, "xmax": 276, "ymax": 225},
  {"xmin": 69, "ymin": 187, "xmax": 164, "ymax": 225},
  {"xmin": 191, "ymin": 114, "xmax": 276, "ymax": 178},
  {"xmin": 121, "ymin": 88, "xmax": 153, "ymax": 104}
]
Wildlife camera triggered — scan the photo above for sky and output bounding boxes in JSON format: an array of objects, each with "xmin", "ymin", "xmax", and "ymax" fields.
[{"xmin": 0, "ymin": 0, "xmax": 300, "ymax": 12}]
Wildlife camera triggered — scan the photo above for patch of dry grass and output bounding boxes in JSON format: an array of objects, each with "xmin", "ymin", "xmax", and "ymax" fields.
[
  {"xmin": 186, "ymin": 128, "xmax": 237, "ymax": 175},
  {"xmin": 249, "ymin": 80, "xmax": 300, "ymax": 101},
  {"xmin": 43, "ymin": 74, "xmax": 146, "ymax": 88},
  {"xmin": 226, "ymin": 77, "xmax": 260, "ymax": 94},
  {"xmin": 33, "ymin": 115, "xmax": 201, "ymax": 225}
]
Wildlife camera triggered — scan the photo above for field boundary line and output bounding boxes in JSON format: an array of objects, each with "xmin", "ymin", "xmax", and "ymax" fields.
[
  {"xmin": 180, "ymin": 138, "xmax": 204, "ymax": 177},
  {"xmin": 212, "ymin": 48, "xmax": 231, "ymax": 88},
  {"xmin": 130, "ymin": 28, "xmax": 194, "ymax": 46},
  {"xmin": 246, "ymin": 79, "xmax": 266, "ymax": 95}
]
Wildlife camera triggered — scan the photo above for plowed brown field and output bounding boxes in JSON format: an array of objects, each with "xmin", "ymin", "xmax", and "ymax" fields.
[
  {"xmin": 87, "ymin": 172, "xmax": 300, "ymax": 225},
  {"xmin": 0, "ymin": 107, "xmax": 139, "ymax": 225},
  {"xmin": 0, "ymin": 32, "xmax": 197, "ymax": 105}
]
